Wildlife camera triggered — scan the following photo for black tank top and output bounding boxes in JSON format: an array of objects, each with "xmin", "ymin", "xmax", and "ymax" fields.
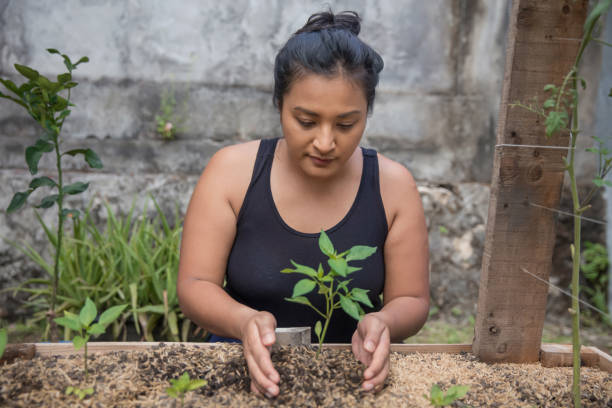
[{"xmin": 225, "ymin": 138, "xmax": 388, "ymax": 343}]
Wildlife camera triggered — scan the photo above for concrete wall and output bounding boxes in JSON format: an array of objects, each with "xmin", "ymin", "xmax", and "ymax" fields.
[{"xmin": 0, "ymin": 1, "xmax": 609, "ymax": 320}]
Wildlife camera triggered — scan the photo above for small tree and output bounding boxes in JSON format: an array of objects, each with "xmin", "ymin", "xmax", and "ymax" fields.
[{"xmin": 0, "ymin": 49, "xmax": 103, "ymax": 339}]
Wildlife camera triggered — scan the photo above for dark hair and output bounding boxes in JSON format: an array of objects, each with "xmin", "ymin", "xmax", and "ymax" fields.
[{"xmin": 273, "ymin": 10, "xmax": 384, "ymax": 114}]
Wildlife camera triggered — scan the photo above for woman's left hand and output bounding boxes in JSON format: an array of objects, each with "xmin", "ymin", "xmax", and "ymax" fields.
[{"xmin": 351, "ymin": 312, "xmax": 390, "ymax": 392}]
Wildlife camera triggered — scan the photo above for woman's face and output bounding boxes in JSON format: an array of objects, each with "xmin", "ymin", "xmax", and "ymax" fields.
[{"xmin": 280, "ymin": 73, "xmax": 368, "ymax": 179}]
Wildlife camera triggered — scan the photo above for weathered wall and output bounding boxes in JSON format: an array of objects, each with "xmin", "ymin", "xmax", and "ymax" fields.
[{"xmin": 0, "ymin": 1, "xmax": 608, "ymax": 321}]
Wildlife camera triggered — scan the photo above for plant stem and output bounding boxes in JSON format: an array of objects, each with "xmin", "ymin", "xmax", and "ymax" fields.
[
  {"xmin": 51, "ymin": 135, "xmax": 64, "ymax": 341},
  {"xmin": 568, "ymin": 70, "xmax": 581, "ymax": 408},
  {"xmin": 84, "ymin": 341, "xmax": 88, "ymax": 380}
]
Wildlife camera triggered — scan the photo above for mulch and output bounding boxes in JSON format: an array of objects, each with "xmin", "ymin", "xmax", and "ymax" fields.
[{"xmin": 0, "ymin": 343, "xmax": 610, "ymax": 407}]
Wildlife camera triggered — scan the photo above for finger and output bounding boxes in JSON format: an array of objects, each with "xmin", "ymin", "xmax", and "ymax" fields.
[
  {"xmin": 247, "ymin": 320, "xmax": 280, "ymax": 384},
  {"xmin": 245, "ymin": 351, "xmax": 279, "ymax": 397},
  {"xmin": 361, "ymin": 318, "xmax": 386, "ymax": 354},
  {"xmin": 351, "ymin": 331, "xmax": 366, "ymax": 364},
  {"xmin": 362, "ymin": 356, "xmax": 389, "ymax": 392},
  {"xmin": 256, "ymin": 316, "xmax": 277, "ymax": 347},
  {"xmin": 363, "ymin": 329, "xmax": 390, "ymax": 380}
]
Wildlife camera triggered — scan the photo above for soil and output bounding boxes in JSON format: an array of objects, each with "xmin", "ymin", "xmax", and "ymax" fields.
[{"xmin": 0, "ymin": 343, "xmax": 610, "ymax": 407}]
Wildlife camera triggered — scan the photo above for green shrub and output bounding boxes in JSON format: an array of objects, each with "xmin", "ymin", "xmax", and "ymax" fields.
[{"xmin": 9, "ymin": 196, "xmax": 197, "ymax": 342}]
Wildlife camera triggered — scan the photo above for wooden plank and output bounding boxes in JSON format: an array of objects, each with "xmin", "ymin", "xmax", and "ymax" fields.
[
  {"xmin": 15, "ymin": 342, "xmax": 612, "ymax": 374},
  {"xmin": 472, "ymin": 0, "xmax": 588, "ymax": 363},
  {"xmin": 540, "ymin": 344, "xmax": 600, "ymax": 369},
  {"xmin": 0, "ymin": 343, "xmax": 36, "ymax": 364}
]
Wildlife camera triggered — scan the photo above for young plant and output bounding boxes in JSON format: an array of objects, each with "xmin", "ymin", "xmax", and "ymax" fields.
[
  {"xmin": 424, "ymin": 383, "xmax": 469, "ymax": 407},
  {"xmin": 0, "ymin": 49, "xmax": 103, "ymax": 340},
  {"xmin": 155, "ymin": 84, "xmax": 187, "ymax": 140},
  {"xmin": 166, "ymin": 372, "xmax": 207, "ymax": 408},
  {"xmin": 510, "ymin": 2, "xmax": 611, "ymax": 406},
  {"xmin": 0, "ymin": 327, "xmax": 7, "ymax": 359},
  {"xmin": 65, "ymin": 386, "xmax": 94, "ymax": 400},
  {"xmin": 282, "ymin": 230, "xmax": 376, "ymax": 357},
  {"xmin": 54, "ymin": 298, "xmax": 126, "ymax": 379}
]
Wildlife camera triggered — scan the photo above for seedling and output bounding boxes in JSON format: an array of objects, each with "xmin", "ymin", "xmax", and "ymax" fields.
[
  {"xmin": 282, "ymin": 230, "xmax": 376, "ymax": 357},
  {"xmin": 424, "ymin": 383, "xmax": 469, "ymax": 407},
  {"xmin": 65, "ymin": 386, "xmax": 94, "ymax": 400},
  {"xmin": 0, "ymin": 327, "xmax": 7, "ymax": 359},
  {"xmin": 54, "ymin": 298, "xmax": 126, "ymax": 379},
  {"xmin": 166, "ymin": 372, "xmax": 207, "ymax": 408},
  {"xmin": 1, "ymin": 49, "xmax": 103, "ymax": 340}
]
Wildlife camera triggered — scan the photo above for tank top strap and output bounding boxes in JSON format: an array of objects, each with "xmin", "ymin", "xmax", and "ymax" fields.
[{"xmin": 361, "ymin": 147, "xmax": 382, "ymax": 194}]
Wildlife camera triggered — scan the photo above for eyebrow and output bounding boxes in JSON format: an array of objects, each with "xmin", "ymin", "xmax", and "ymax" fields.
[{"xmin": 293, "ymin": 106, "xmax": 361, "ymax": 119}]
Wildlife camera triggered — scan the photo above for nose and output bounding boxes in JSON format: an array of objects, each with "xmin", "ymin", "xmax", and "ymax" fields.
[{"xmin": 312, "ymin": 125, "xmax": 336, "ymax": 155}]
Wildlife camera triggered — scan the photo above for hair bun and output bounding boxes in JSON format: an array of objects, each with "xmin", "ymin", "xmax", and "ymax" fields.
[{"xmin": 296, "ymin": 10, "xmax": 361, "ymax": 36}]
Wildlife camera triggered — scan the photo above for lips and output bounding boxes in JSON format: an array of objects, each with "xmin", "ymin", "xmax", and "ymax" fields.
[{"xmin": 309, "ymin": 155, "xmax": 334, "ymax": 166}]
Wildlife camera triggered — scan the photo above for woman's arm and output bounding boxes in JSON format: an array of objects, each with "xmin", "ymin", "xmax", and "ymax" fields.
[
  {"xmin": 177, "ymin": 141, "xmax": 281, "ymax": 398},
  {"xmin": 352, "ymin": 153, "xmax": 430, "ymax": 391}
]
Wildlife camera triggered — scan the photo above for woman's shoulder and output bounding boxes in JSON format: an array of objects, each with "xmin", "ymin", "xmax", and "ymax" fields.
[
  {"xmin": 375, "ymin": 152, "xmax": 420, "ymax": 227},
  {"xmin": 376, "ymin": 152, "xmax": 416, "ymax": 188},
  {"xmin": 208, "ymin": 139, "xmax": 261, "ymax": 168}
]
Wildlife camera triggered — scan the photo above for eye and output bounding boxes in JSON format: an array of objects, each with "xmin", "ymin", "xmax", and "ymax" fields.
[
  {"xmin": 297, "ymin": 119, "xmax": 316, "ymax": 128},
  {"xmin": 337, "ymin": 122, "xmax": 356, "ymax": 130}
]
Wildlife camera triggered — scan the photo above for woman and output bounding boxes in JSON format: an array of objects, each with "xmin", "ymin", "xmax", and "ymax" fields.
[{"xmin": 177, "ymin": 10, "xmax": 429, "ymax": 398}]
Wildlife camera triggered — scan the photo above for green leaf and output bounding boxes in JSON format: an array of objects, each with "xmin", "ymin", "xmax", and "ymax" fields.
[
  {"xmin": 284, "ymin": 296, "xmax": 313, "ymax": 307},
  {"xmin": 73, "ymin": 335, "xmax": 86, "ymax": 350},
  {"xmin": 339, "ymin": 295, "xmax": 361, "ymax": 321},
  {"xmin": 543, "ymin": 84, "xmax": 556, "ymax": 92},
  {"xmin": 25, "ymin": 147, "xmax": 44, "ymax": 175},
  {"xmin": 0, "ymin": 78, "xmax": 20, "ymax": 95},
  {"xmin": 166, "ymin": 388, "xmax": 178, "ymax": 398},
  {"xmin": 351, "ymin": 288, "xmax": 374, "ymax": 308},
  {"xmin": 54, "ymin": 316, "xmax": 82, "ymax": 332},
  {"xmin": 593, "ymin": 177, "xmax": 605, "ymax": 187},
  {"xmin": 584, "ymin": 0, "xmax": 612, "ymax": 33},
  {"xmin": 79, "ymin": 298, "xmax": 97, "ymax": 327},
  {"xmin": 65, "ymin": 386, "xmax": 74, "ymax": 395},
  {"xmin": 14, "ymin": 64, "xmax": 39, "ymax": 80},
  {"xmin": 87, "ymin": 323, "xmax": 106, "ymax": 336},
  {"xmin": 545, "ymin": 111, "xmax": 568, "ymax": 138},
  {"xmin": 75, "ymin": 56, "xmax": 90, "ymax": 66},
  {"xmin": 63, "ymin": 181, "xmax": 89, "ymax": 195},
  {"xmin": 292, "ymin": 279, "xmax": 316, "ymax": 297},
  {"xmin": 609, "ymin": 87, "xmax": 612, "ymax": 97},
  {"xmin": 318, "ymin": 230, "xmax": 335, "ymax": 256},
  {"xmin": 135, "ymin": 305, "xmax": 165, "ymax": 314},
  {"xmin": 346, "ymin": 245, "xmax": 377, "ymax": 262},
  {"xmin": 187, "ymin": 379, "xmax": 207, "ymax": 391},
  {"xmin": 47, "ymin": 48, "xmax": 60, "ymax": 55},
  {"xmin": 0, "ymin": 328, "xmax": 7, "ymax": 359},
  {"xmin": 328, "ymin": 258, "xmax": 348, "ymax": 277},
  {"xmin": 56, "ymin": 109, "xmax": 71, "ymax": 121},
  {"xmin": 542, "ymin": 99, "xmax": 556, "ymax": 109},
  {"xmin": 57, "ymin": 73, "xmax": 71, "ymax": 83},
  {"xmin": 314, "ymin": 320, "xmax": 322, "ymax": 340},
  {"xmin": 7, "ymin": 191, "xmax": 30, "ymax": 212},
  {"xmin": 337, "ymin": 279, "xmax": 352, "ymax": 293},
  {"xmin": 63, "ymin": 148, "xmax": 103, "ymax": 169},
  {"xmin": 287, "ymin": 260, "xmax": 318, "ymax": 278},
  {"xmin": 64, "ymin": 81, "xmax": 78, "ymax": 89},
  {"xmin": 317, "ymin": 263, "xmax": 324, "ymax": 278},
  {"xmin": 430, "ymin": 384, "xmax": 442, "ymax": 400},
  {"xmin": 29, "ymin": 176, "xmax": 57, "ymax": 190},
  {"xmin": 34, "ymin": 194, "xmax": 59, "ymax": 209},
  {"xmin": 98, "ymin": 304, "xmax": 127, "ymax": 327},
  {"xmin": 37, "ymin": 75, "xmax": 54, "ymax": 92}
]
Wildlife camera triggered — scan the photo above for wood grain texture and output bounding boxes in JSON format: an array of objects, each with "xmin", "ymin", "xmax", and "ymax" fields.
[
  {"xmin": 540, "ymin": 344, "xmax": 612, "ymax": 373},
  {"xmin": 472, "ymin": 0, "xmax": 588, "ymax": 363}
]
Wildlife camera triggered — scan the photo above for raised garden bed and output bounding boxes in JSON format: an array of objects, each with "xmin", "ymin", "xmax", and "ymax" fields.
[{"xmin": 1, "ymin": 342, "xmax": 611, "ymax": 407}]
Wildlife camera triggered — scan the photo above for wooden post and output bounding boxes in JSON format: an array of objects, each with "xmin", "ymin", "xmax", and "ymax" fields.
[{"xmin": 472, "ymin": 0, "xmax": 588, "ymax": 363}]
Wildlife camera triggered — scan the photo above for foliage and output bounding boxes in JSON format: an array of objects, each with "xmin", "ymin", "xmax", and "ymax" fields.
[
  {"xmin": 0, "ymin": 327, "xmax": 7, "ymax": 359},
  {"xmin": 581, "ymin": 241, "xmax": 611, "ymax": 326},
  {"xmin": 7, "ymin": 197, "xmax": 195, "ymax": 342},
  {"xmin": 424, "ymin": 383, "xmax": 470, "ymax": 407},
  {"xmin": 166, "ymin": 372, "xmax": 207, "ymax": 408},
  {"xmin": 54, "ymin": 298, "xmax": 126, "ymax": 379},
  {"xmin": 0, "ymin": 49, "xmax": 102, "ymax": 339},
  {"xmin": 65, "ymin": 386, "xmax": 94, "ymax": 400},
  {"xmin": 155, "ymin": 84, "xmax": 187, "ymax": 140},
  {"xmin": 282, "ymin": 231, "xmax": 377, "ymax": 357},
  {"xmin": 510, "ymin": 1, "xmax": 612, "ymax": 406}
]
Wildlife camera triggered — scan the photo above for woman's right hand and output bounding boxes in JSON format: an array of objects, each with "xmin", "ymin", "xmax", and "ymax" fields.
[{"xmin": 240, "ymin": 311, "xmax": 280, "ymax": 398}]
